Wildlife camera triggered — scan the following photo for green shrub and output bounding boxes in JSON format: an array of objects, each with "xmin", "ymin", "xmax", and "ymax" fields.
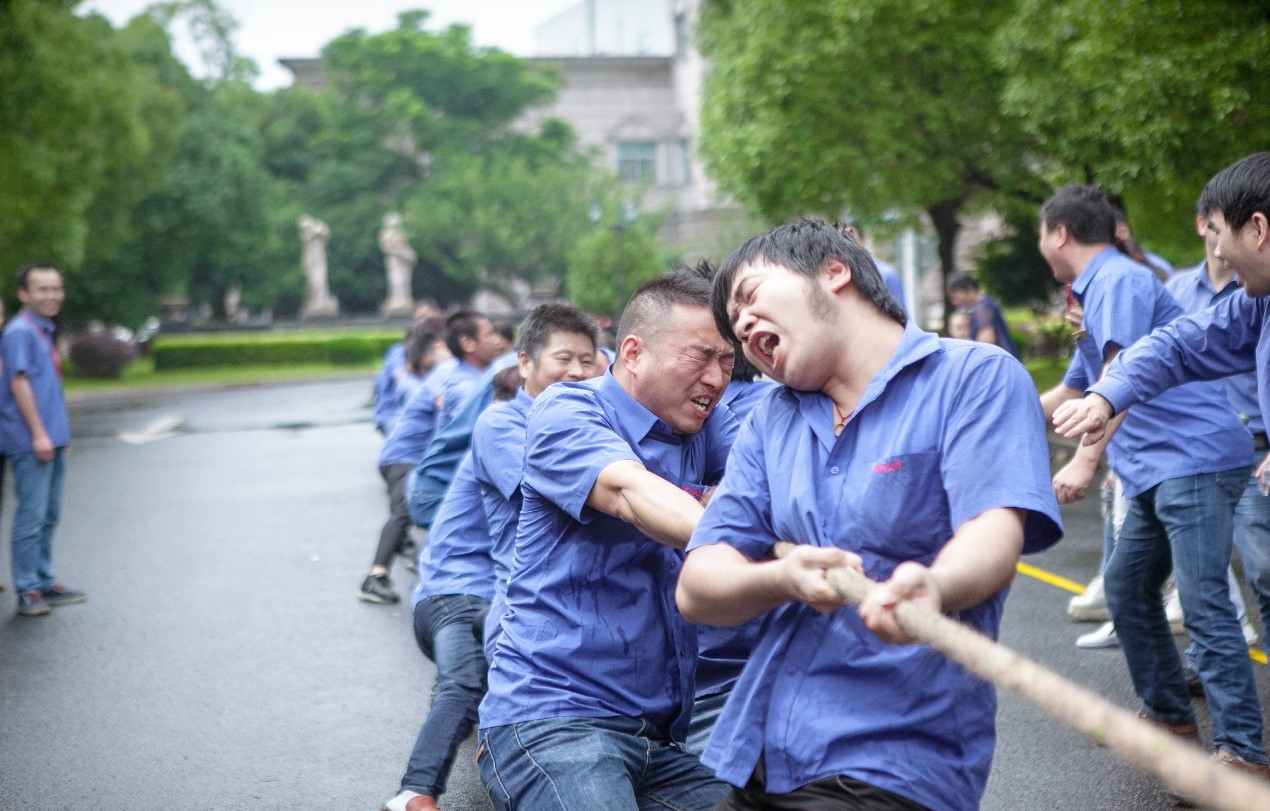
[{"xmin": 153, "ymin": 332, "xmax": 400, "ymax": 371}]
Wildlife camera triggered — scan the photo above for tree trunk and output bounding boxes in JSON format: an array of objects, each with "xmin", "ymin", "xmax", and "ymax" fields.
[{"xmin": 927, "ymin": 199, "xmax": 963, "ymax": 330}]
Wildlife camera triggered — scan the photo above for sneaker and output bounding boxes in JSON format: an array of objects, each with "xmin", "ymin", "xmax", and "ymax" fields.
[
  {"xmin": 1164, "ymin": 586, "xmax": 1186, "ymax": 635},
  {"xmin": 1067, "ymin": 575, "xmax": 1110, "ymax": 621},
  {"xmin": 41, "ymin": 584, "xmax": 87, "ymax": 607},
  {"xmin": 359, "ymin": 574, "xmax": 400, "ymax": 604},
  {"xmin": 1211, "ymin": 748, "xmax": 1270, "ymax": 780},
  {"xmin": 1076, "ymin": 621, "xmax": 1119, "ymax": 649},
  {"xmin": 382, "ymin": 790, "xmax": 440, "ymax": 811},
  {"xmin": 17, "ymin": 590, "xmax": 50, "ymax": 616}
]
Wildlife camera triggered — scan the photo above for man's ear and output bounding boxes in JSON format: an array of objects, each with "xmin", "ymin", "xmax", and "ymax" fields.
[
  {"xmin": 1251, "ymin": 212, "xmax": 1270, "ymax": 252},
  {"xmin": 823, "ymin": 256, "xmax": 853, "ymax": 294},
  {"xmin": 617, "ymin": 334, "xmax": 642, "ymax": 375}
]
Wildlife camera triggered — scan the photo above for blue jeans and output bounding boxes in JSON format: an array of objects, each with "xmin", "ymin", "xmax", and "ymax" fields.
[
  {"xmin": 400, "ymin": 594, "xmax": 490, "ymax": 797},
  {"xmin": 478, "ymin": 715, "xmax": 727, "ymax": 811},
  {"xmin": 1104, "ymin": 467, "xmax": 1265, "ymax": 763},
  {"xmin": 1233, "ymin": 474, "xmax": 1270, "ymax": 639},
  {"xmin": 684, "ymin": 691, "xmax": 729, "ymax": 757},
  {"xmin": 10, "ymin": 449, "xmax": 65, "ymax": 594}
]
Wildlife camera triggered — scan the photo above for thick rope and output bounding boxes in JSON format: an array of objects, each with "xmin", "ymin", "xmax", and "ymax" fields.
[{"xmin": 772, "ymin": 542, "xmax": 1270, "ymax": 811}]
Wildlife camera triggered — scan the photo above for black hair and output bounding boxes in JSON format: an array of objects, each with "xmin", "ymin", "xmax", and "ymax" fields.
[
  {"xmin": 729, "ymin": 343, "xmax": 761, "ymax": 382},
  {"xmin": 515, "ymin": 303, "xmax": 598, "ymax": 361},
  {"xmin": 946, "ymin": 272, "xmax": 979, "ymax": 293},
  {"xmin": 1039, "ymin": 185, "xmax": 1117, "ymax": 246},
  {"xmin": 1198, "ymin": 152, "xmax": 1270, "ymax": 232},
  {"xmin": 17, "ymin": 262, "xmax": 59, "ymax": 291},
  {"xmin": 444, "ymin": 310, "xmax": 485, "ymax": 359},
  {"xmin": 616, "ymin": 261, "xmax": 714, "ymax": 343},
  {"xmin": 405, "ymin": 326, "xmax": 439, "ymax": 373},
  {"xmin": 491, "ymin": 318, "xmax": 515, "ymax": 345},
  {"xmin": 710, "ymin": 217, "xmax": 904, "ymax": 343},
  {"xmin": 491, "ymin": 366, "xmax": 523, "ymax": 402}
]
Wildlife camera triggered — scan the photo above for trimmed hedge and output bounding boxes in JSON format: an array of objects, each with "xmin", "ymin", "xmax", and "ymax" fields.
[{"xmin": 153, "ymin": 332, "xmax": 402, "ymax": 371}]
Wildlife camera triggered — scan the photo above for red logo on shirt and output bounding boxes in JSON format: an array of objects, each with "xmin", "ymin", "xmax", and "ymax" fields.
[{"xmin": 872, "ymin": 459, "xmax": 903, "ymax": 475}]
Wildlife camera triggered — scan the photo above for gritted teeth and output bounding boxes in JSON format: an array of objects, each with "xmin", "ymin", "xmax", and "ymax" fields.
[{"xmin": 754, "ymin": 331, "xmax": 778, "ymax": 360}]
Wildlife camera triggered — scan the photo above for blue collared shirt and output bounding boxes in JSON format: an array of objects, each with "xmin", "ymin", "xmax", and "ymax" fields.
[
  {"xmin": 1166, "ymin": 263, "xmax": 1262, "ymax": 435},
  {"xmin": 721, "ymin": 378, "xmax": 777, "ymax": 424},
  {"xmin": 470, "ymin": 388, "xmax": 534, "ymax": 655},
  {"xmin": 1072, "ymin": 248, "xmax": 1251, "ymax": 497},
  {"xmin": 1093, "ymin": 289, "xmax": 1270, "ymax": 453},
  {"xmin": 478, "ymin": 369, "xmax": 738, "ymax": 742},
  {"xmin": 379, "ymin": 357, "xmax": 459, "ymax": 467},
  {"xmin": 436, "ymin": 360, "xmax": 484, "ymax": 430},
  {"xmin": 686, "ymin": 322, "xmax": 1062, "ymax": 810},
  {"xmin": 372, "ymin": 342, "xmax": 406, "ymax": 431},
  {"xmin": 411, "ymin": 451, "xmax": 496, "ymax": 608},
  {"xmin": 0, "ymin": 309, "xmax": 69, "ymax": 452}
]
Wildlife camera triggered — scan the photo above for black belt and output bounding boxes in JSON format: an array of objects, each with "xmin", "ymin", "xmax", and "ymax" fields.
[{"xmin": 1254, "ymin": 432, "xmax": 1268, "ymax": 452}]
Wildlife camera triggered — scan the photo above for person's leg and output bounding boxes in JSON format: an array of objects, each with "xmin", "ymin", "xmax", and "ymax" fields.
[
  {"xmin": 373, "ymin": 463, "xmax": 414, "ymax": 571},
  {"xmin": 712, "ymin": 769, "xmax": 925, "ymax": 810},
  {"xmin": 1160, "ymin": 468, "xmax": 1266, "ymax": 764},
  {"xmin": 684, "ymin": 691, "xmax": 729, "ymax": 757},
  {"xmin": 9, "ymin": 451, "xmax": 54, "ymax": 595},
  {"xmin": 36, "ymin": 449, "xmax": 64, "ymax": 590},
  {"xmin": 1102, "ymin": 486, "xmax": 1195, "ymax": 727},
  {"xmin": 399, "ymin": 594, "xmax": 490, "ymax": 798},
  {"xmin": 478, "ymin": 717, "xmax": 645, "ymax": 811},
  {"xmin": 637, "ymin": 725, "xmax": 729, "ymax": 811},
  {"xmin": 1233, "ymin": 475, "xmax": 1270, "ymax": 640}
]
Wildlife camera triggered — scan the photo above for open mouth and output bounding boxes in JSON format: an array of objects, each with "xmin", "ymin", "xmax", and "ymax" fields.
[
  {"xmin": 691, "ymin": 396, "xmax": 714, "ymax": 413},
  {"xmin": 749, "ymin": 331, "xmax": 779, "ymax": 363}
]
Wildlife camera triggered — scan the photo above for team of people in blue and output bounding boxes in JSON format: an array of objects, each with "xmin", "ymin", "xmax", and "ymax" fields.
[{"xmin": 363, "ymin": 152, "xmax": 1270, "ymax": 810}]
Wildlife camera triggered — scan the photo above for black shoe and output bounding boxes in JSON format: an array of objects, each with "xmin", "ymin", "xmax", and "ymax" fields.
[
  {"xmin": 359, "ymin": 574, "xmax": 400, "ymax": 604},
  {"xmin": 41, "ymin": 583, "xmax": 87, "ymax": 607}
]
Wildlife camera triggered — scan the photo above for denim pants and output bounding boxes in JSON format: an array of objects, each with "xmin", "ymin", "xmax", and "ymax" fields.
[
  {"xmin": 400, "ymin": 593, "xmax": 490, "ymax": 797},
  {"xmin": 478, "ymin": 715, "xmax": 728, "ymax": 811},
  {"xmin": 1104, "ymin": 467, "xmax": 1266, "ymax": 763},
  {"xmin": 374, "ymin": 463, "xmax": 415, "ymax": 569},
  {"xmin": 1233, "ymin": 474, "xmax": 1270, "ymax": 639},
  {"xmin": 685, "ymin": 691, "xmax": 729, "ymax": 757},
  {"xmin": 9, "ymin": 449, "xmax": 65, "ymax": 595}
]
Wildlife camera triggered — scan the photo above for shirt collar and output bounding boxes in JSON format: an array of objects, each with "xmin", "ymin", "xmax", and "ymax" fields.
[
  {"xmin": 19, "ymin": 308, "xmax": 54, "ymax": 334},
  {"xmin": 598, "ymin": 367, "xmax": 679, "ymax": 443},
  {"xmin": 1070, "ymin": 246, "xmax": 1120, "ymax": 301},
  {"xmin": 787, "ymin": 319, "xmax": 942, "ymax": 450},
  {"xmin": 512, "ymin": 387, "xmax": 534, "ymax": 414},
  {"xmin": 1191, "ymin": 261, "xmax": 1240, "ymax": 296}
]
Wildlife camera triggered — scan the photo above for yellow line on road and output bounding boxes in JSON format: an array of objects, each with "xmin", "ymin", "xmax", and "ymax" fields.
[{"xmin": 1016, "ymin": 562, "xmax": 1267, "ymax": 664}]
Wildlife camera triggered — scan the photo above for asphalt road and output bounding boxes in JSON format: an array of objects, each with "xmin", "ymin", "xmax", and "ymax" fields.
[{"xmin": 1, "ymin": 377, "xmax": 1266, "ymax": 810}]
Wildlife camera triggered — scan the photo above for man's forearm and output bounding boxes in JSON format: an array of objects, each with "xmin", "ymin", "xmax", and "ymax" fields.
[
  {"xmin": 10, "ymin": 374, "xmax": 47, "ymax": 443},
  {"xmin": 588, "ymin": 460, "xmax": 704, "ymax": 549},
  {"xmin": 927, "ymin": 508, "xmax": 1025, "ymax": 612}
]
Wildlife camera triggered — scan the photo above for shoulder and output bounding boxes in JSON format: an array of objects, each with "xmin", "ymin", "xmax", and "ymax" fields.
[{"xmin": 529, "ymin": 378, "xmax": 606, "ymax": 426}]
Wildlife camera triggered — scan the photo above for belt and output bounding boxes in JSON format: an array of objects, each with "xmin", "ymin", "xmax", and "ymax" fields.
[{"xmin": 1254, "ymin": 432, "xmax": 1268, "ymax": 452}]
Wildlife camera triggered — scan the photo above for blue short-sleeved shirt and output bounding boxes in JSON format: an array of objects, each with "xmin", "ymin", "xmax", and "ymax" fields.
[
  {"xmin": 379, "ymin": 357, "xmax": 459, "ymax": 467},
  {"xmin": 478, "ymin": 370, "xmax": 738, "ymax": 742},
  {"xmin": 1061, "ymin": 344, "xmax": 1091, "ymax": 390},
  {"xmin": 968, "ymin": 295, "xmax": 1020, "ymax": 358},
  {"xmin": 436, "ymin": 360, "xmax": 483, "ymax": 431},
  {"xmin": 470, "ymin": 388, "xmax": 534, "ymax": 654},
  {"xmin": 686, "ymin": 323, "xmax": 1062, "ymax": 810},
  {"xmin": 372, "ymin": 342, "xmax": 406, "ymax": 430},
  {"xmin": 721, "ymin": 379, "xmax": 776, "ymax": 424},
  {"xmin": 0, "ymin": 310, "xmax": 69, "ymax": 452},
  {"xmin": 1093, "ymin": 290, "xmax": 1270, "ymax": 454},
  {"xmin": 1071, "ymin": 248, "xmax": 1251, "ymax": 496},
  {"xmin": 876, "ymin": 258, "xmax": 906, "ymax": 310},
  {"xmin": 1166, "ymin": 263, "xmax": 1262, "ymax": 435},
  {"xmin": 411, "ymin": 451, "xmax": 495, "ymax": 608}
]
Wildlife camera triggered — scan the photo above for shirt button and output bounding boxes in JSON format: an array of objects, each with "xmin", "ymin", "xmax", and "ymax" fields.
[{"xmin": 829, "ymin": 466, "xmax": 840, "ymax": 475}]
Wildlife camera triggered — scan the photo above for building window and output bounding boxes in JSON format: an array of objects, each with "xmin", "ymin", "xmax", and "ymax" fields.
[
  {"xmin": 617, "ymin": 141, "xmax": 657, "ymax": 185},
  {"xmin": 681, "ymin": 139, "xmax": 693, "ymax": 184}
]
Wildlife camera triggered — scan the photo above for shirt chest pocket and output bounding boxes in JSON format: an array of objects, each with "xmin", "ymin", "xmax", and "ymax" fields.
[{"xmin": 853, "ymin": 451, "xmax": 950, "ymax": 566}]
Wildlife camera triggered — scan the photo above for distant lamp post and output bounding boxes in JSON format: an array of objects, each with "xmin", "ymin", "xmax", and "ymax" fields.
[{"xmin": 589, "ymin": 200, "xmax": 639, "ymax": 315}]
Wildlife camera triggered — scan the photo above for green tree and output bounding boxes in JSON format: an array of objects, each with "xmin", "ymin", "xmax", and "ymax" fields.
[
  {"xmin": 0, "ymin": 2, "xmax": 178, "ymax": 312},
  {"xmin": 565, "ymin": 201, "xmax": 666, "ymax": 317},
  {"xmin": 698, "ymin": 0, "xmax": 1046, "ymax": 304},
  {"xmin": 996, "ymin": 0, "xmax": 1270, "ymax": 258}
]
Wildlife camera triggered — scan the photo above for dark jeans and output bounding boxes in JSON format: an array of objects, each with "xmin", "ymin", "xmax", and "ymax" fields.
[
  {"xmin": 374, "ymin": 463, "xmax": 414, "ymax": 569},
  {"xmin": 478, "ymin": 715, "xmax": 726, "ymax": 811},
  {"xmin": 400, "ymin": 594, "xmax": 490, "ymax": 797},
  {"xmin": 716, "ymin": 763, "xmax": 926, "ymax": 811}
]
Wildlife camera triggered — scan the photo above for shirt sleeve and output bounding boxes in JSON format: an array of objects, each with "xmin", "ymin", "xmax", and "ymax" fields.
[
  {"xmin": 1, "ymin": 327, "xmax": 40, "ymax": 382},
  {"xmin": 703, "ymin": 403, "xmax": 740, "ymax": 483},
  {"xmin": 1060, "ymin": 347, "xmax": 1088, "ymax": 390},
  {"xmin": 688, "ymin": 402, "xmax": 778, "ymax": 561},
  {"xmin": 472, "ymin": 407, "xmax": 527, "ymax": 501},
  {"xmin": 521, "ymin": 387, "xmax": 640, "ymax": 523},
  {"xmin": 942, "ymin": 351, "xmax": 1063, "ymax": 554},
  {"xmin": 1084, "ymin": 271, "xmax": 1158, "ymax": 360},
  {"xmin": 1091, "ymin": 290, "xmax": 1262, "ymax": 415}
]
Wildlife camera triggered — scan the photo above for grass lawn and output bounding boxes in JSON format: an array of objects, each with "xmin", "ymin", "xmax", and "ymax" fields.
[
  {"xmin": 1024, "ymin": 356, "xmax": 1068, "ymax": 394},
  {"xmin": 63, "ymin": 357, "xmax": 378, "ymax": 397}
]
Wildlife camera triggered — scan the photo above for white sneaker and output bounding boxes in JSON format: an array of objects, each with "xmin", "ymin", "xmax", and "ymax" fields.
[
  {"xmin": 382, "ymin": 790, "xmax": 422, "ymax": 811},
  {"xmin": 1076, "ymin": 621, "xmax": 1119, "ymax": 649},
  {"xmin": 1243, "ymin": 616, "xmax": 1260, "ymax": 647},
  {"xmin": 1164, "ymin": 586, "xmax": 1186, "ymax": 635},
  {"xmin": 1068, "ymin": 575, "xmax": 1110, "ymax": 621}
]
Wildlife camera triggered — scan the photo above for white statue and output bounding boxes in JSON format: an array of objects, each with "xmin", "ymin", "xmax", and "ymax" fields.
[
  {"xmin": 223, "ymin": 281, "xmax": 244, "ymax": 324},
  {"xmin": 379, "ymin": 213, "xmax": 416, "ymax": 316},
  {"xmin": 299, "ymin": 214, "xmax": 339, "ymax": 318}
]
